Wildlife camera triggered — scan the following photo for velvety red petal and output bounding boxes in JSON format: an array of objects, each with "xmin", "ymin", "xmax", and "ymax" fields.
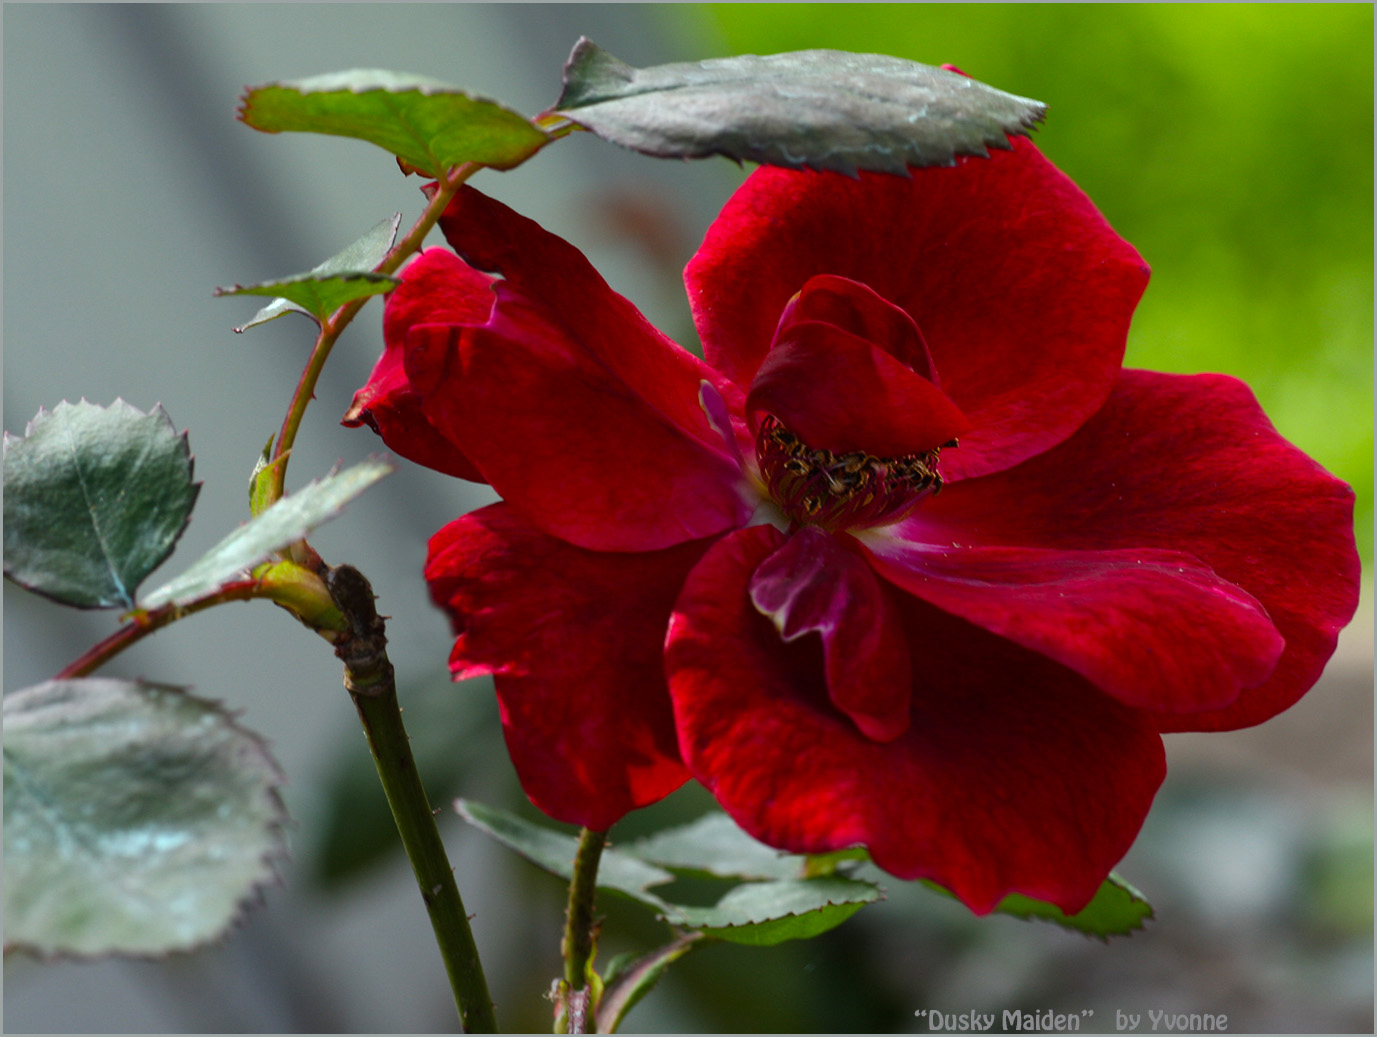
[
  {"xmin": 404, "ymin": 294, "xmax": 752, "ymax": 552},
  {"xmin": 426, "ymin": 503, "xmax": 701, "ymax": 830},
  {"xmin": 746, "ymin": 320, "xmax": 970, "ymax": 457},
  {"xmin": 437, "ymin": 185, "xmax": 739, "ymax": 443},
  {"xmin": 343, "ymin": 248, "xmax": 492, "ymax": 481},
  {"xmin": 778, "ymin": 275, "xmax": 938, "ymax": 380},
  {"xmin": 686, "ymin": 139, "xmax": 1149, "ymax": 479},
  {"xmin": 859, "ymin": 535, "xmax": 1284, "ymax": 713},
  {"xmin": 666, "ymin": 526, "xmax": 1166, "ymax": 914},
  {"xmin": 910, "ymin": 369, "xmax": 1361, "ymax": 731},
  {"xmin": 748, "ymin": 526, "xmax": 911, "ymax": 742}
]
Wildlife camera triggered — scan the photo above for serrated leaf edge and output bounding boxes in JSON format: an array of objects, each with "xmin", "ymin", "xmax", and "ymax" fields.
[
  {"xmin": 3, "ymin": 399, "xmax": 201, "ymax": 610},
  {"xmin": 661, "ymin": 879, "xmax": 884, "ymax": 932}
]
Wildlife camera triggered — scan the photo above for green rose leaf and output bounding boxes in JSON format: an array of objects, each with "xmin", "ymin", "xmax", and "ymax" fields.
[
  {"xmin": 239, "ymin": 70, "xmax": 550, "ymax": 178},
  {"xmin": 620, "ymin": 811, "xmax": 811, "ymax": 881},
  {"xmin": 3, "ymin": 679, "xmax": 287, "ymax": 957},
  {"xmin": 919, "ymin": 871, "xmax": 1152, "ymax": 937},
  {"xmin": 551, "ymin": 39, "xmax": 1046, "ymax": 175},
  {"xmin": 224, "ymin": 214, "xmax": 404, "ymax": 331},
  {"xmin": 663, "ymin": 877, "xmax": 881, "ymax": 946},
  {"xmin": 455, "ymin": 801, "xmax": 882, "ymax": 946},
  {"xmin": 993, "ymin": 872, "xmax": 1153, "ymax": 938},
  {"xmin": 3, "ymin": 400, "xmax": 199, "ymax": 609},
  {"xmin": 141, "ymin": 456, "xmax": 393, "ymax": 609},
  {"xmin": 454, "ymin": 799, "xmax": 674, "ymax": 908}
]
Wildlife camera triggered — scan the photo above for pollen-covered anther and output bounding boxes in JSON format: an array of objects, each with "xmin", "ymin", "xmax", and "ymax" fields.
[{"xmin": 755, "ymin": 414, "xmax": 949, "ymax": 531}]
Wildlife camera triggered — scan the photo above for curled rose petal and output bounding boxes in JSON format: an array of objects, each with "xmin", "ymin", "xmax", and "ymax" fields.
[
  {"xmin": 777, "ymin": 274, "xmax": 938, "ymax": 380},
  {"xmin": 403, "ymin": 292, "xmax": 753, "ymax": 552},
  {"xmin": 437, "ymin": 184, "xmax": 740, "ymax": 445},
  {"xmin": 343, "ymin": 248, "xmax": 492, "ymax": 481},
  {"xmin": 746, "ymin": 319, "xmax": 970, "ymax": 457}
]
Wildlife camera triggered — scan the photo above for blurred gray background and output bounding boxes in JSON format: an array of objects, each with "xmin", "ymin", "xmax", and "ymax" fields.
[{"xmin": 4, "ymin": 5, "xmax": 1372, "ymax": 1033}]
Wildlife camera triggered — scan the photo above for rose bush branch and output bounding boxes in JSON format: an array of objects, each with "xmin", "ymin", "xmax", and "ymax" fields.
[
  {"xmin": 328, "ymin": 564, "xmax": 498, "ymax": 1032},
  {"xmin": 266, "ymin": 161, "xmax": 482, "ymax": 507}
]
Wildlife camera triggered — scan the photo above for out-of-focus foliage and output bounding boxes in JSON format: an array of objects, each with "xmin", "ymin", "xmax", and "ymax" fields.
[{"xmin": 695, "ymin": 4, "xmax": 1374, "ymax": 560}]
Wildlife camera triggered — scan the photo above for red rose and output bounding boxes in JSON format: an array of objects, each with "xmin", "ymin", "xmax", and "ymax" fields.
[{"xmin": 345, "ymin": 138, "xmax": 1359, "ymax": 914}]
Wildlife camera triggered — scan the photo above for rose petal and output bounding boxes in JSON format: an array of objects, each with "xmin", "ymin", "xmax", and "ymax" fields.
[
  {"xmin": 908, "ymin": 368, "xmax": 1361, "ymax": 731},
  {"xmin": 404, "ymin": 290, "xmax": 753, "ymax": 551},
  {"xmin": 343, "ymin": 249, "xmax": 492, "ymax": 481},
  {"xmin": 778, "ymin": 275, "xmax": 938, "ymax": 380},
  {"xmin": 859, "ymin": 535, "xmax": 1284, "ymax": 713},
  {"xmin": 749, "ymin": 526, "xmax": 911, "ymax": 742},
  {"xmin": 437, "ymin": 185, "xmax": 739, "ymax": 443},
  {"xmin": 667, "ymin": 526, "xmax": 1166, "ymax": 914},
  {"xmin": 686, "ymin": 139, "xmax": 1149, "ymax": 479},
  {"xmin": 426, "ymin": 503, "xmax": 702, "ymax": 829},
  {"xmin": 746, "ymin": 319, "xmax": 969, "ymax": 457}
]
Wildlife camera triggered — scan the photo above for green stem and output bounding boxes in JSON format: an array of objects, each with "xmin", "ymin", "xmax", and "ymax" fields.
[
  {"xmin": 266, "ymin": 161, "xmax": 482, "ymax": 504},
  {"xmin": 327, "ymin": 565, "xmax": 497, "ymax": 1033},
  {"xmin": 559, "ymin": 827, "xmax": 608, "ymax": 1034}
]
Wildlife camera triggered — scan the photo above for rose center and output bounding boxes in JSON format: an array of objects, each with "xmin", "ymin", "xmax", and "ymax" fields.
[{"xmin": 755, "ymin": 414, "xmax": 951, "ymax": 531}]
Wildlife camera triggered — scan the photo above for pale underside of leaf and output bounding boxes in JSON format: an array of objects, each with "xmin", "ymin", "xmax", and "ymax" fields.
[
  {"xmin": 3, "ymin": 679, "xmax": 287, "ymax": 958},
  {"xmin": 140, "ymin": 456, "xmax": 393, "ymax": 608}
]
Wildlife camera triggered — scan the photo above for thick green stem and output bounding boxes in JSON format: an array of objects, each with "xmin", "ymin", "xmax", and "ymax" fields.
[
  {"xmin": 559, "ymin": 827, "xmax": 608, "ymax": 1034},
  {"xmin": 328, "ymin": 565, "xmax": 497, "ymax": 1033},
  {"xmin": 266, "ymin": 161, "xmax": 481, "ymax": 505}
]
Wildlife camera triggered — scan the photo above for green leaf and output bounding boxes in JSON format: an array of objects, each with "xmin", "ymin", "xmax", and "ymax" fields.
[
  {"xmin": 141, "ymin": 456, "xmax": 393, "ymax": 608},
  {"xmin": 551, "ymin": 39, "xmax": 1046, "ymax": 175},
  {"xmin": 992, "ymin": 872, "xmax": 1153, "ymax": 938},
  {"xmin": 225, "ymin": 214, "xmax": 404, "ymax": 331},
  {"xmin": 3, "ymin": 400, "xmax": 199, "ymax": 609},
  {"xmin": 664, "ymin": 877, "xmax": 881, "ymax": 946},
  {"xmin": 454, "ymin": 799, "xmax": 674, "ymax": 907},
  {"xmin": 456, "ymin": 801, "xmax": 882, "ymax": 946},
  {"xmin": 239, "ymin": 70, "xmax": 550, "ymax": 177},
  {"xmin": 3, "ymin": 679, "xmax": 287, "ymax": 957},
  {"xmin": 919, "ymin": 871, "xmax": 1152, "ymax": 937},
  {"xmin": 620, "ymin": 811, "xmax": 809, "ymax": 881}
]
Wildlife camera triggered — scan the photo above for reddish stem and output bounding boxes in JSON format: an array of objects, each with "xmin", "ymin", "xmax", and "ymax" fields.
[
  {"xmin": 55, "ymin": 580, "xmax": 260, "ymax": 679},
  {"xmin": 265, "ymin": 161, "xmax": 481, "ymax": 506}
]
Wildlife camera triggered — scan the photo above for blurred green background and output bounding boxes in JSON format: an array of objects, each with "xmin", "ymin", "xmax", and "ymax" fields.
[{"xmin": 5, "ymin": 4, "xmax": 1371, "ymax": 1034}]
